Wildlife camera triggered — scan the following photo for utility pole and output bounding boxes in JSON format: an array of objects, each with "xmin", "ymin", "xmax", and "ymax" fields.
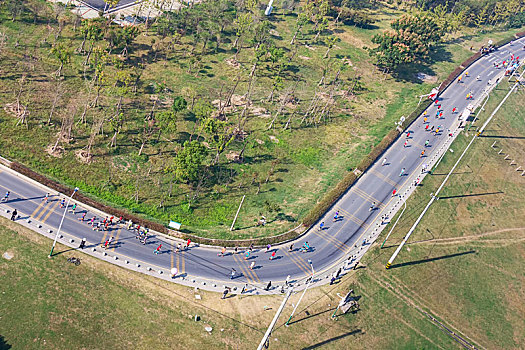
[
  {"xmin": 230, "ymin": 195, "xmax": 245, "ymax": 231},
  {"xmin": 257, "ymin": 288, "xmax": 293, "ymax": 350},
  {"xmin": 49, "ymin": 187, "xmax": 79, "ymax": 257},
  {"xmin": 285, "ymin": 259, "xmax": 314, "ymax": 326},
  {"xmin": 381, "ymin": 201, "xmax": 406, "ymax": 248},
  {"xmin": 386, "ymin": 66, "xmax": 524, "ymax": 269}
]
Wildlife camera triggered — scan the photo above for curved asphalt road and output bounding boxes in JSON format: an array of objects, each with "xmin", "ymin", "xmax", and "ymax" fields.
[{"xmin": 1, "ymin": 37, "xmax": 524, "ymax": 293}]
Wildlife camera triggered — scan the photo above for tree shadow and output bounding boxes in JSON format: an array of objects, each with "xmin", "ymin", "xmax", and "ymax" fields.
[
  {"xmin": 393, "ymin": 45, "xmax": 453, "ymax": 83},
  {"xmin": 389, "ymin": 250, "xmax": 476, "ymax": 269},
  {"xmin": 0, "ymin": 335, "xmax": 12, "ymax": 350},
  {"xmin": 302, "ymin": 329, "xmax": 363, "ymax": 349},
  {"xmin": 276, "ymin": 212, "xmax": 297, "ymax": 223}
]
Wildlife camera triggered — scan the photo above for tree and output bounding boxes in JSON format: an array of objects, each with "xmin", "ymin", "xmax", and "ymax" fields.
[
  {"xmin": 311, "ymin": 0, "xmax": 330, "ymax": 41},
  {"xmin": 47, "ymin": 81, "xmax": 63, "ymax": 124},
  {"xmin": 172, "ymin": 96, "xmax": 188, "ymax": 113},
  {"xmin": 233, "ymin": 12, "xmax": 253, "ymax": 60},
  {"xmin": 290, "ymin": 12, "xmax": 309, "ymax": 45},
  {"xmin": 473, "ymin": 4, "xmax": 489, "ymax": 28},
  {"xmin": 368, "ymin": 13, "xmax": 444, "ymax": 73},
  {"xmin": 90, "ymin": 47, "xmax": 109, "ymax": 107},
  {"xmin": 13, "ymin": 74, "xmax": 30, "ymax": 127},
  {"xmin": 6, "ymin": 0, "xmax": 25, "ymax": 21},
  {"xmin": 323, "ymin": 36, "xmax": 337, "ymax": 59},
  {"xmin": 173, "ymin": 140, "xmax": 208, "ymax": 183},
  {"xmin": 50, "ymin": 43, "xmax": 71, "ymax": 78},
  {"xmin": 156, "ymin": 110, "xmax": 177, "ymax": 142},
  {"xmin": 200, "ymin": 117, "xmax": 234, "ymax": 164},
  {"xmin": 390, "ymin": 13, "xmax": 444, "ymax": 48},
  {"xmin": 83, "ymin": 19, "xmax": 104, "ymax": 65},
  {"xmin": 0, "ymin": 31, "xmax": 8, "ymax": 57},
  {"xmin": 138, "ymin": 116, "xmax": 156, "ymax": 156},
  {"xmin": 108, "ymin": 112, "xmax": 123, "ymax": 148}
]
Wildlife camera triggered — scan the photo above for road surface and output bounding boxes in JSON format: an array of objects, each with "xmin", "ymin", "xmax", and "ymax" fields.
[{"xmin": 1, "ymin": 37, "xmax": 524, "ymax": 294}]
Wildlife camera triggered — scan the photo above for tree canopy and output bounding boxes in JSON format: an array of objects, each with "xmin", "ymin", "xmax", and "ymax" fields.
[
  {"xmin": 173, "ymin": 140, "xmax": 208, "ymax": 183},
  {"xmin": 368, "ymin": 13, "xmax": 444, "ymax": 71}
]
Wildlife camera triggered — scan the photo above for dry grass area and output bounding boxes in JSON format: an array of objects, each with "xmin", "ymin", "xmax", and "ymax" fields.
[
  {"xmin": 365, "ymin": 80, "xmax": 525, "ymax": 349},
  {"xmin": 0, "ymin": 214, "xmax": 463, "ymax": 349}
]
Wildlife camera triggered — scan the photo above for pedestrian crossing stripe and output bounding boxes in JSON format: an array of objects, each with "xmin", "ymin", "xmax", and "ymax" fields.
[
  {"xmin": 170, "ymin": 242, "xmax": 175, "ymax": 271},
  {"xmin": 334, "ymin": 207, "xmax": 369, "ymax": 230},
  {"xmin": 369, "ymin": 169, "xmax": 399, "ymax": 188},
  {"xmin": 232, "ymin": 253, "xmax": 259, "ymax": 284},
  {"xmin": 174, "ymin": 248, "xmax": 185, "ymax": 274},
  {"xmin": 42, "ymin": 201, "xmax": 59, "ymax": 223},
  {"xmin": 30, "ymin": 198, "xmax": 47, "ymax": 218},
  {"xmin": 293, "ymin": 252, "xmax": 312, "ymax": 274},
  {"xmin": 111, "ymin": 228, "xmax": 122, "ymax": 252},
  {"xmin": 283, "ymin": 249, "xmax": 311, "ymax": 277},
  {"xmin": 313, "ymin": 229, "xmax": 350, "ymax": 255},
  {"xmin": 232, "ymin": 254, "xmax": 251, "ymax": 284},
  {"xmin": 352, "ymin": 187, "xmax": 385, "ymax": 209},
  {"xmin": 34, "ymin": 200, "xmax": 53, "ymax": 220},
  {"xmin": 247, "ymin": 257, "xmax": 261, "ymax": 283},
  {"xmin": 176, "ymin": 249, "xmax": 180, "ymax": 274},
  {"xmin": 181, "ymin": 250, "xmax": 185, "ymax": 274}
]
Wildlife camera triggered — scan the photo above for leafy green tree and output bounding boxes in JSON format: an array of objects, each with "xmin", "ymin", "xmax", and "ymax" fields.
[
  {"xmin": 369, "ymin": 30, "xmax": 415, "ymax": 72},
  {"xmin": 390, "ymin": 13, "xmax": 444, "ymax": 48},
  {"xmin": 472, "ymin": 4, "xmax": 489, "ymax": 28},
  {"xmin": 323, "ymin": 36, "xmax": 337, "ymax": 59},
  {"xmin": 108, "ymin": 112, "xmax": 124, "ymax": 148},
  {"xmin": 172, "ymin": 96, "xmax": 188, "ymax": 113},
  {"xmin": 368, "ymin": 13, "xmax": 444, "ymax": 73},
  {"xmin": 200, "ymin": 117, "xmax": 234, "ymax": 164},
  {"xmin": 507, "ymin": 11, "xmax": 525, "ymax": 28},
  {"xmin": 233, "ymin": 12, "xmax": 253, "ymax": 60},
  {"xmin": 311, "ymin": 0, "xmax": 330, "ymax": 41},
  {"xmin": 105, "ymin": 26, "xmax": 139, "ymax": 57},
  {"xmin": 192, "ymin": 99, "xmax": 213, "ymax": 120},
  {"xmin": 50, "ymin": 43, "xmax": 71, "ymax": 78},
  {"xmin": 156, "ymin": 110, "xmax": 178, "ymax": 142},
  {"xmin": 83, "ymin": 19, "xmax": 104, "ymax": 65},
  {"xmin": 174, "ymin": 140, "xmax": 208, "ymax": 183},
  {"xmin": 6, "ymin": 0, "xmax": 25, "ymax": 21},
  {"xmin": 290, "ymin": 12, "xmax": 309, "ymax": 45}
]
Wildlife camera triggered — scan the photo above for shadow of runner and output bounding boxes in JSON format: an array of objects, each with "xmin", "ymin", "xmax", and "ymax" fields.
[
  {"xmin": 389, "ymin": 250, "xmax": 476, "ymax": 269},
  {"xmin": 301, "ymin": 329, "xmax": 363, "ymax": 349}
]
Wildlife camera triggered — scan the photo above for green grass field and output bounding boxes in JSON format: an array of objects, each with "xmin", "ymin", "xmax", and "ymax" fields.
[
  {"xmin": 0, "ymin": 1, "xmax": 522, "ymax": 239},
  {"xmin": 363, "ymin": 78, "xmax": 525, "ymax": 349},
  {"xmin": 2, "ymin": 77, "xmax": 525, "ymax": 348},
  {"xmin": 0, "ymin": 216, "xmax": 464, "ymax": 349}
]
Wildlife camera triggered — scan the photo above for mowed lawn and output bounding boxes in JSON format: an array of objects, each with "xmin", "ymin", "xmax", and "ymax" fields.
[
  {"xmin": 365, "ymin": 79, "xmax": 525, "ymax": 349},
  {"xmin": 0, "ymin": 214, "xmax": 465, "ymax": 350},
  {"xmin": 1, "ymin": 83, "xmax": 524, "ymax": 349}
]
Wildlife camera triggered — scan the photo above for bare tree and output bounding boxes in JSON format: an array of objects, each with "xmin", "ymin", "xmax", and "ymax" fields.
[
  {"xmin": 13, "ymin": 74, "xmax": 27, "ymax": 120},
  {"xmin": 85, "ymin": 116, "xmax": 104, "ymax": 159},
  {"xmin": 47, "ymin": 81, "xmax": 64, "ymax": 125},
  {"xmin": 138, "ymin": 117, "xmax": 156, "ymax": 156},
  {"xmin": 52, "ymin": 105, "xmax": 76, "ymax": 152}
]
